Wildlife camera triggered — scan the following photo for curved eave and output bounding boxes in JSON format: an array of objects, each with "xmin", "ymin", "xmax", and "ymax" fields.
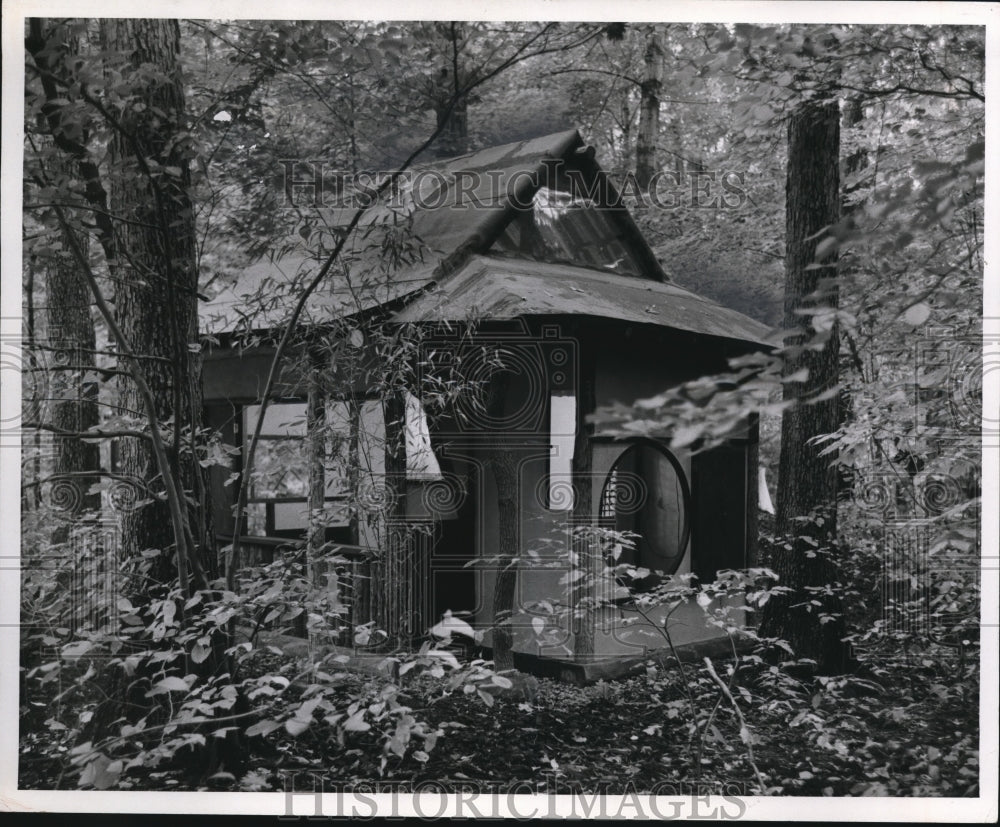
[{"xmin": 392, "ymin": 255, "xmax": 775, "ymax": 348}]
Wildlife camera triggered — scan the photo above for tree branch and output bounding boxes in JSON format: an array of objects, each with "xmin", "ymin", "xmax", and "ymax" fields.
[
  {"xmin": 24, "ymin": 422, "xmax": 151, "ymax": 441},
  {"xmin": 30, "ymin": 170, "xmax": 203, "ymax": 599}
]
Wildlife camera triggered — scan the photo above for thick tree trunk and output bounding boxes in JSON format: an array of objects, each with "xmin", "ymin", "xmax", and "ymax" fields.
[
  {"xmin": 25, "ymin": 21, "xmax": 102, "ymax": 523},
  {"xmin": 99, "ymin": 18, "xmax": 209, "ymax": 586},
  {"xmin": 635, "ymin": 26, "xmax": 664, "ymax": 190},
  {"xmin": 759, "ymin": 99, "xmax": 850, "ymax": 675},
  {"xmin": 45, "ymin": 203, "xmax": 102, "ymax": 526},
  {"xmin": 44, "ymin": 25, "xmax": 101, "ymax": 522}
]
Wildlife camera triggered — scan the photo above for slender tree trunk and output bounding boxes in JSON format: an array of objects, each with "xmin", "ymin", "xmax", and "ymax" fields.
[
  {"xmin": 23, "ymin": 258, "xmax": 41, "ymax": 513},
  {"xmin": 435, "ymin": 98, "xmax": 468, "ymax": 158},
  {"xmin": 635, "ymin": 26, "xmax": 663, "ymax": 190},
  {"xmin": 99, "ymin": 18, "xmax": 209, "ymax": 586},
  {"xmin": 619, "ymin": 98, "xmax": 633, "ymax": 174},
  {"xmin": 759, "ymin": 99, "xmax": 850, "ymax": 675},
  {"xmin": 432, "ymin": 22, "xmax": 469, "ymax": 158},
  {"xmin": 837, "ymin": 97, "xmax": 868, "ymax": 502}
]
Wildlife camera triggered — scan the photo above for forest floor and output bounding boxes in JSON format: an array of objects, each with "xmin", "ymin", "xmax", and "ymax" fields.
[
  {"xmin": 218, "ymin": 649, "xmax": 980, "ymax": 797},
  {"xmin": 18, "ymin": 646, "xmax": 979, "ymax": 797}
]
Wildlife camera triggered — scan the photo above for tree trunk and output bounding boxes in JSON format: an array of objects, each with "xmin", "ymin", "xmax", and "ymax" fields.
[
  {"xmin": 33, "ymin": 21, "xmax": 231, "ymax": 773},
  {"xmin": 435, "ymin": 97, "xmax": 468, "ymax": 158},
  {"xmin": 619, "ymin": 98, "xmax": 633, "ymax": 175},
  {"xmin": 759, "ymin": 99, "xmax": 850, "ymax": 675},
  {"xmin": 23, "ymin": 257, "xmax": 41, "ymax": 513},
  {"xmin": 635, "ymin": 26, "xmax": 664, "ymax": 190},
  {"xmin": 99, "ymin": 18, "xmax": 209, "ymax": 587},
  {"xmin": 837, "ymin": 97, "xmax": 868, "ymax": 502},
  {"xmin": 432, "ymin": 22, "xmax": 469, "ymax": 158},
  {"xmin": 45, "ymin": 192, "xmax": 102, "ymax": 526},
  {"xmin": 25, "ymin": 21, "xmax": 102, "ymax": 524}
]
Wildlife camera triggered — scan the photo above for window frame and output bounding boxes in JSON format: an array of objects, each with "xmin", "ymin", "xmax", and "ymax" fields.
[
  {"xmin": 238, "ymin": 393, "xmax": 447, "ymax": 540},
  {"xmin": 597, "ymin": 437, "xmax": 693, "ymax": 586},
  {"xmin": 240, "ymin": 398, "xmax": 355, "ymax": 540}
]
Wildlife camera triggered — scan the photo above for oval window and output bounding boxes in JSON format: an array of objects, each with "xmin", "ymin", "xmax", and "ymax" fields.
[{"xmin": 599, "ymin": 441, "xmax": 691, "ymax": 590}]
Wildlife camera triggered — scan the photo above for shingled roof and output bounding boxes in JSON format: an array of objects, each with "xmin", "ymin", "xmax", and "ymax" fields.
[
  {"xmin": 201, "ymin": 130, "xmax": 772, "ymax": 347},
  {"xmin": 393, "ymin": 255, "xmax": 772, "ymax": 345}
]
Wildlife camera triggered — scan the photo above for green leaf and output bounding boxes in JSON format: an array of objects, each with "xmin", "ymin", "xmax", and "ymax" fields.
[
  {"xmin": 424, "ymin": 649, "xmax": 459, "ymax": 669},
  {"xmin": 245, "ymin": 719, "xmax": 282, "ymax": 737},
  {"xmin": 146, "ymin": 676, "xmax": 190, "ymax": 696},
  {"xmin": 670, "ymin": 424, "xmax": 703, "ymax": 449},
  {"xmin": 814, "ymin": 236, "xmax": 839, "ymax": 260},
  {"xmin": 191, "ymin": 641, "xmax": 211, "ymax": 664},
  {"xmin": 284, "ymin": 716, "xmax": 311, "ymax": 736},
  {"xmin": 343, "ymin": 712, "xmax": 370, "ymax": 732},
  {"xmin": 62, "ymin": 640, "xmax": 93, "ymax": 658},
  {"xmin": 81, "ymin": 755, "xmax": 122, "ymax": 790}
]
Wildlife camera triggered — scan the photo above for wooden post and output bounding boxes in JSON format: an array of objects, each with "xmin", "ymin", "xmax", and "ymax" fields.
[
  {"xmin": 745, "ymin": 413, "xmax": 760, "ymax": 569},
  {"xmin": 571, "ymin": 337, "xmax": 597, "ymax": 659},
  {"xmin": 488, "ymin": 446, "xmax": 520, "ymax": 671},
  {"xmin": 367, "ymin": 390, "xmax": 410, "ymax": 649},
  {"xmin": 481, "ymin": 369, "xmax": 521, "ymax": 672},
  {"xmin": 302, "ymin": 354, "xmax": 326, "ymax": 637}
]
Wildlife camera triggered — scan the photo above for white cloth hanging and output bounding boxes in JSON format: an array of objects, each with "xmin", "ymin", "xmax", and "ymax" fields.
[
  {"xmin": 404, "ymin": 390, "xmax": 443, "ymax": 480},
  {"xmin": 759, "ymin": 466, "xmax": 775, "ymax": 515}
]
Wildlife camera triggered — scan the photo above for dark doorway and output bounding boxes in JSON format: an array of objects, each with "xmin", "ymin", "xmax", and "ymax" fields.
[{"xmin": 430, "ymin": 458, "xmax": 479, "ymax": 622}]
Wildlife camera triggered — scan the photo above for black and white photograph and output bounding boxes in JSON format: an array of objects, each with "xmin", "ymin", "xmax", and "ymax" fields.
[{"xmin": 1, "ymin": 0, "xmax": 996, "ymax": 819}]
